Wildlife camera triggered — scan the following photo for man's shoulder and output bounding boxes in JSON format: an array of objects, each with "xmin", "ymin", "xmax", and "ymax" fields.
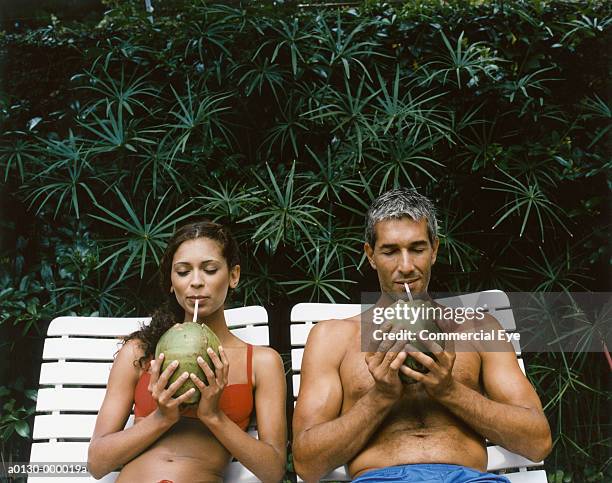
[
  {"xmin": 302, "ymin": 318, "xmax": 358, "ymax": 370},
  {"xmin": 309, "ymin": 317, "xmax": 360, "ymax": 340}
]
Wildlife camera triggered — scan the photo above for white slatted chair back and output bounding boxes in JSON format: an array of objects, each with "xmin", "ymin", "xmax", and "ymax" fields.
[
  {"xmin": 290, "ymin": 290, "xmax": 547, "ymax": 483},
  {"xmin": 29, "ymin": 306, "xmax": 269, "ymax": 483}
]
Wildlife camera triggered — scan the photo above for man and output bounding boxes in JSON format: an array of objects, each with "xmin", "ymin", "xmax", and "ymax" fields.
[{"xmin": 292, "ymin": 188, "xmax": 552, "ymax": 482}]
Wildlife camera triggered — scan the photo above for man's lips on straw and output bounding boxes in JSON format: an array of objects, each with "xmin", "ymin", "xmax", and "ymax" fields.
[{"xmin": 404, "ymin": 282, "xmax": 414, "ymax": 301}]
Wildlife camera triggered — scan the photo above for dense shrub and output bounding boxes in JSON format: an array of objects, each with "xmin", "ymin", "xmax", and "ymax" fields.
[{"xmin": 1, "ymin": 1, "xmax": 610, "ymax": 479}]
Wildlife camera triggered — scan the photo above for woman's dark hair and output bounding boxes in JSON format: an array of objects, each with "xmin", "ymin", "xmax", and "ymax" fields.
[{"xmin": 124, "ymin": 219, "xmax": 240, "ymax": 368}]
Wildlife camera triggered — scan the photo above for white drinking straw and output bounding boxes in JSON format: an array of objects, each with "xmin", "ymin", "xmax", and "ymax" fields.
[
  {"xmin": 404, "ymin": 283, "xmax": 414, "ymax": 302},
  {"xmin": 192, "ymin": 298, "xmax": 199, "ymax": 322}
]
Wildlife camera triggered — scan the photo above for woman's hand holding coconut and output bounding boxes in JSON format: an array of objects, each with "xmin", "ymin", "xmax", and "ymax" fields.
[
  {"xmin": 148, "ymin": 353, "xmax": 196, "ymax": 425},
  {"xmin": 88, "ymin": 221, "xmax": 287, "ymax": 483},
  {"xmin": 190, "ymin": 346, "xmax": 230, "ymax": 422}
]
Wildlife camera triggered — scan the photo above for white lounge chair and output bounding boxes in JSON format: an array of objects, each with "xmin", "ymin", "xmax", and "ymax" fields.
[
  {"xmin": 29, "ymin": 306, "xmax": 269, "ymax": 483},
  {"xmin": 290, "ymin": 290, "xmax": 548, "ymax": 483}
]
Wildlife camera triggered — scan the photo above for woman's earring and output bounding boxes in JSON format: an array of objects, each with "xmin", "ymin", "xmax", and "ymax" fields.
[{"xmin": 170, "ymin": 287, "xmax": 174, "ymax": 294}]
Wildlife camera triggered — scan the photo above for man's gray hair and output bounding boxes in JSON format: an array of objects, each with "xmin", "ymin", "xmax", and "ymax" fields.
[{"xmin": 365, "ymin": 188, "xmax": 438, "ymax": 247}]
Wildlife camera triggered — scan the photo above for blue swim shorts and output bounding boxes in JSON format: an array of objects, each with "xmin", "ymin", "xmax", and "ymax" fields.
[{"xmin": 352, "ymin": 463, "xmax": 511, "ymax": 482}]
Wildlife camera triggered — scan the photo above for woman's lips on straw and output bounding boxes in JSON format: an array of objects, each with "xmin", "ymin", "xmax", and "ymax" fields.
[
  {"xmin": 192, "ymin": 298, "xmax": 199, "ymax": 322},
  {"xmin": 188, "ymin": 296, "xmax": 208, "ymax": 305}
]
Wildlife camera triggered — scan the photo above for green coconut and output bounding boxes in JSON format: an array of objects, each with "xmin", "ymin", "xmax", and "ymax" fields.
[
  {"xmin": 154, "ymin": 322, "xmax": 221, "ymax": 405},
  {"xmin": 388, "ymin": 299, "xmax": 446, "ymax": 384}
]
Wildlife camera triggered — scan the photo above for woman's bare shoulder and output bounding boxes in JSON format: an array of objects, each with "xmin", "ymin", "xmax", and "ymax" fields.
[
  {"xmin": 114, "ymin": 338, "xmax": 148, "ymax": 375},
  {"xmin": 253, "ymin": 345, "xmax": 282, "ymax": 364},
  {"xmin": 252, "ymin": 346, "xmax": 284, "ymax": 386}
]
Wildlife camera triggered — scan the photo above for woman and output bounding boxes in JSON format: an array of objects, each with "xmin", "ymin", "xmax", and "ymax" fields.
[{"xmin": 88, "ymin": 220, "xmax": 287, "ymax": 482}]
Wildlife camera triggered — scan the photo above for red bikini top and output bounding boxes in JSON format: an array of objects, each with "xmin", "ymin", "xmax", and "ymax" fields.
[{"xmin": 133, "ymin": 344, "xmax": 254, "ymax": 431}]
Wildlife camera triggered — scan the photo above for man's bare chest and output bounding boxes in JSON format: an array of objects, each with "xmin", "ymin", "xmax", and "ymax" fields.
[{"xmin": 339, "ymin": 348, "xmax": 482, "ymax": 408}]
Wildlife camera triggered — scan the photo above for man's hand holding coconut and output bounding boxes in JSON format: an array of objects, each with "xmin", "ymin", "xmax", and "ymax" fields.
[
  {"xmin": 403, "ymin": 336, "xmax": 456, "ymax": 400},
  {"xmin": 364, "ymin": 322, "xmax": 412, "ymax": 402},
  {"xmin": 293, "ymin": 189, "xmax": 552, "ymax": 483}
]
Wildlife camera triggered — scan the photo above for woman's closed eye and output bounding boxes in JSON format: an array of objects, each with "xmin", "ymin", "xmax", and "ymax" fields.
[{"xmin": 176, "ymin": 267, "xmax": 218, "ymax": 276}]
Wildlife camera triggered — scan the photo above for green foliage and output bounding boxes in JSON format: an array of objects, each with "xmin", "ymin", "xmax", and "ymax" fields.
[
  {"xmin": 0, "ymin": 382, "xmax": 35, "ymax": 470},
  {"xmin": 242, "ymin": 163, "xmax": 325, "ymax": 253},
  {"xmin": 483, "ymin": 167, "xmax": 572, "ymax": 242},
  {"xmin": 0, "ymin": 0, "xmax": 610, "ymax": 478},
  {"xmin": 90, "ymin": 188, "xmax": 198, "ymax": 278},
  {"xmin": 0, "ymin": 379, "xmax": 37, "ymax": 442},
  {"xmin": 419, "ymin": 30, "xmax": 503, "ymax": 88}
]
